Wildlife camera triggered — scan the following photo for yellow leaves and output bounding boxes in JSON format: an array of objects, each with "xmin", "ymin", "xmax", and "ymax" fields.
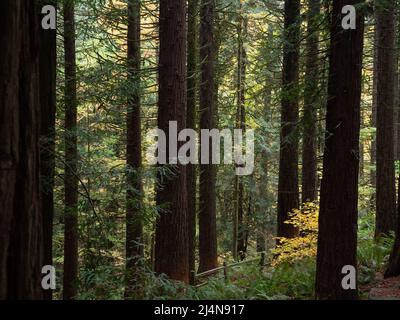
[{"xmin": 272, "ymin": 202, "xmax": 319, "ymax": 267}]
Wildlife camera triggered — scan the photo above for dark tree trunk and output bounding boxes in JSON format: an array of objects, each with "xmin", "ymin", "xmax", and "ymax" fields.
[
  {"xmin": 394, "ymin": 12, "xmax": 400, "ymax": 162},
  {"xmin": 236, "ymin": 12, "xmax": 247, "ymax": 261},
  {"xmin": 256, "ymin": 68, "xmax": 273, "ymax": 254},
  {"xmin": 237, "ymin": 178, "xmax": 245, "ymax": 260},
  {"xmin": 371, "ymin": 22, "xmax": 377, "ymax": 189},
  {"xmin": 359, "ymin": 141, "xmax": 364, "ymax": 179},
  {"xmin": 315, "ymin": 0, "xmax": 364, "ymax": 300},
  {"xmin": 39, "ymin": 0, "xmax": 57, "ymax": 301},
  {"xmin": 187, "ymin": 0, "xmax": 198, "ymax": 285},
  {"xmin": 395, "ymin": 37, "xmax": 400, "ymax": 161},
  {"xmin": 385, "ymin": 172, "xmax": 400, "ymax": 277},
  {"xmin": 198, "ymin": 0, "xmax": 218, "ymax": 272},
  {"xmin": 0, "ymin": 0, "xmax": 43, "ymax": 299},
  {"xmin": 125, "ymin": 0, "xmax": 143, "ymax": 299},
  {"xmin": 277, "ymin": 0, "xmax": 300, "ymax": 238},
  {"xmin": 384, "ymin": 1, "xmax": 400, "ymax": 279},
  {"xmin": 63, "ymin": 0, "xmax": 79, "ymax": 300},
  {"xmin": 375, "ymin": 0, "xmax": 396, "ymax": 237},
  {"xmin": 301, "ymin": 0, "xmax": 320, "ymax": 203},
  {"xmin": 233, "ymin": 175, "xmax": 239, "ymax": 259},
  {"xmin": 155, "ymin": 0, "xmax": 189, "ymax": 283}
]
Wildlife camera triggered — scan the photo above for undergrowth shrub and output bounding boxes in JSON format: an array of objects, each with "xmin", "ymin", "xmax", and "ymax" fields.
[
  {"xmin": 76, "ymin": 205, "xmax": 394, "ymax": 300},
  {"xmin": 272, "ymin": 202, "xmax": 318, "ymax": 266}
]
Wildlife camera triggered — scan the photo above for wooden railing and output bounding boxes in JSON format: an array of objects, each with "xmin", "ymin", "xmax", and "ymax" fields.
[{"xmin": 193, "ymin": 252, "xmax": 266, "ymax": 287}]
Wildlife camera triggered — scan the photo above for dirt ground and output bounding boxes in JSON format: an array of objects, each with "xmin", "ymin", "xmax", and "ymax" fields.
[{"xmin": 361, "ymin": 272, "xmax": 400, "ymax": 300}]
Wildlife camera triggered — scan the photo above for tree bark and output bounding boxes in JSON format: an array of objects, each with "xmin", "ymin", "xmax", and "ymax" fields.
[
  {"xmin": 302, "ymin": 0, "xmax": 320, "ymax": 203},
  {"xmin": 187, "ymin": 0, "xmax": 198, "ymax": 285},
  {"xmin": 63, "ymin": 0, "xmax": 79, "ymax": 300},
  {"xmin": 384, "ymin": 0, "xmax": 400, "ymax": 279},
  {"xmin": 385, "ymin": 171, "xmax": 400, "ymax": 277},
  {"xmin": 393, "ymin": 16, "xmax": 399, "ymax": 162},
  {"xmin": 277, "ymin": 0, "xmax": 300, "ymax": 238},
  {"xmin": 198, "ymin": 0, "xmax": 218, "ymax": 272},
  {"xmin": 0, "ymin": 0, "xmax": 43, "ymax": 299},
  {"xmin": 371, "ymin": 21, "xmax": 377, "ymax": 189},
  {"xmin": 125, "ymin": 0, "xmax": 143, "ymax": 299},
  {"xmin": 39, "ymin": 0, "xmax": 57, "ymax": 300},
  {"xmin": 233, "ymin": 175, "xmax": 239, "ymax": 260},
  {"xmin": 256, "ymin": 66, "xmax": 273, "ymax": 254},
  {"xmin": 236, "ymin": 9, "xmax": 247, "ymax": 261},
  {"xmin": 315, "ymin": 0, "xmax": 364, "ymax": 300},
  {"xmin": 155, "ymin": 0, "xmax": 189, "ymax": 283},
  {"xmin": 375, "ymin": 0, "xmax": 396, "ymax": 237}
]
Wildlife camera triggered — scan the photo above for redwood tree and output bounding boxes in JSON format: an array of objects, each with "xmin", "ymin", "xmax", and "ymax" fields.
[
  {"xmin": 384, "ymin": 0, "xmax": 400, "ymax": 279},
  {"xmin": 125, "ymin": 0, "xmax": 143, "ymax": 298},
  {"xmin": 39, "ymin": 0, "xmax": 57, "ymax": 300},
  {"xmin": 198, "ymin": 0, "xmax": 218, "ymax": 272},
  {"xmin": 375, "ymin": 0, "xmax": 396, "ymax": 237},
  {"xmin": 315, "ymin": 0, "xmax": 364, "ymax": 300},
  {"xmin": 385, "ymin": 173, "xmax": 400, "ymax": 277},
  {"xmin": 154, "ymin": 0, "xmax": 189, "ymax": 283},
  {"xmin": 63, "ymin": 0, "xmax": 79, "ymax": 300},
  {"xmin": 301, "ymin": 0, "xmax": 320, "ymax": 203},
  {"xmin": 235, "ymin": 9, "xmax": 247, "ymax": 261},
  {"xmin": 187, "ymin": 0, "xmax": 198, "ymax": 284},
  {"xmin": 277, "ymin": 0, "xmax": 300, "ymax": 238},
  {"xmin": 370, "ymin": 22, "xmax": 377, "ymax": 190},
  {"xmin": 0, "ymin": 0, "xmax": 43, "ymax": 299}
]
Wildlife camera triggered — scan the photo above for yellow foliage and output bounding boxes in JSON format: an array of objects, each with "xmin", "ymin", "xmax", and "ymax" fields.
[{"xmin": 272, "ymin": 202, "xmax": 319, "ymax": 266}]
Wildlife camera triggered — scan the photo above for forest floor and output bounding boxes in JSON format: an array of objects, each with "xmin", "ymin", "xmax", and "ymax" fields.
[{"xmin": 361, "ymin": 273, "xmax": 400, "ymax": 300}]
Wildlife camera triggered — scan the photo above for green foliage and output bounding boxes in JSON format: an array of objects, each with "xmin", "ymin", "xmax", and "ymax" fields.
[
  {"xmin": 185, "ymin": 261, "xmax": 315, "ymax": 300},
  {"xmin": 357, "ymin": 213, "xmax": 394, "ymax": 284},
  {"xmin": 79, "ymin": 264, "xmax": 124, "ymax": 300}
]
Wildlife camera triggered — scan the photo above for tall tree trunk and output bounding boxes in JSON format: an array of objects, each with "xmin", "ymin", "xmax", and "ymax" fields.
[
  {"xmin": 395, "ymin": 34, "xmax": 400, "ymax": 161},
  {"xmin": 257, "ymin": 71, "xmax": 273, "ymax": 254},
  {"xmin": 155, "ymin": 0, "xmax": 189, "ymax": 283},
  {"xmin": 233, "ymin": 175, "xmax": 239, "ymax": 259},
  {"xmin": 302, "ymin": 0, "xmax": 320, "ymax": 203},
  {"xmin": 359, "ymin": 141, "xmax": 364, "ymax": 179},
  {"xmin": 384, "ymin": 0, "xmax": 400, "ymax": 279},
  {"xmin": 375, "ymin": 0, "xmax": 396, "ymax": 237},
  {"xmin": 393, "ymin": 18, "xmax": 399, "ymax": 162},
  {"xmin": 39, "ymin": 0, "xmax": 57, "ymax": 300},
  {"xmin": 315, "ymin": 0, "xmax": 364, "ymax": 300},
  {"xmin": 277, "ymin": 0, "xmax": 300, "ymax": 238},
  {"xmin": 63, "ymin": 0, "xmax": 79, "ymax": 300},
  {"xmin": 371, "ymin": 22, "xmax": 378, "ymax": 189},
  {"xmin": 187, "ymin": 0, "xmax": 198, "ymax": 285},
  {"xmin": 198, "ymin": 0, "xmax": 218, "ymax": 272},
  {"xmin": 0, "ymin": 0, "xmax": 43, "ymax": 299},
  {"xmin": 385, "ymin": 171, "xmax": 400, "ymax": 277},
  {"xmin": 236, "ymin": 9, "xmax": 247, "ymax": 261},
  {"xmin": 125, "ymin": 0, "xmax": 143, "ymax": 299}
]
